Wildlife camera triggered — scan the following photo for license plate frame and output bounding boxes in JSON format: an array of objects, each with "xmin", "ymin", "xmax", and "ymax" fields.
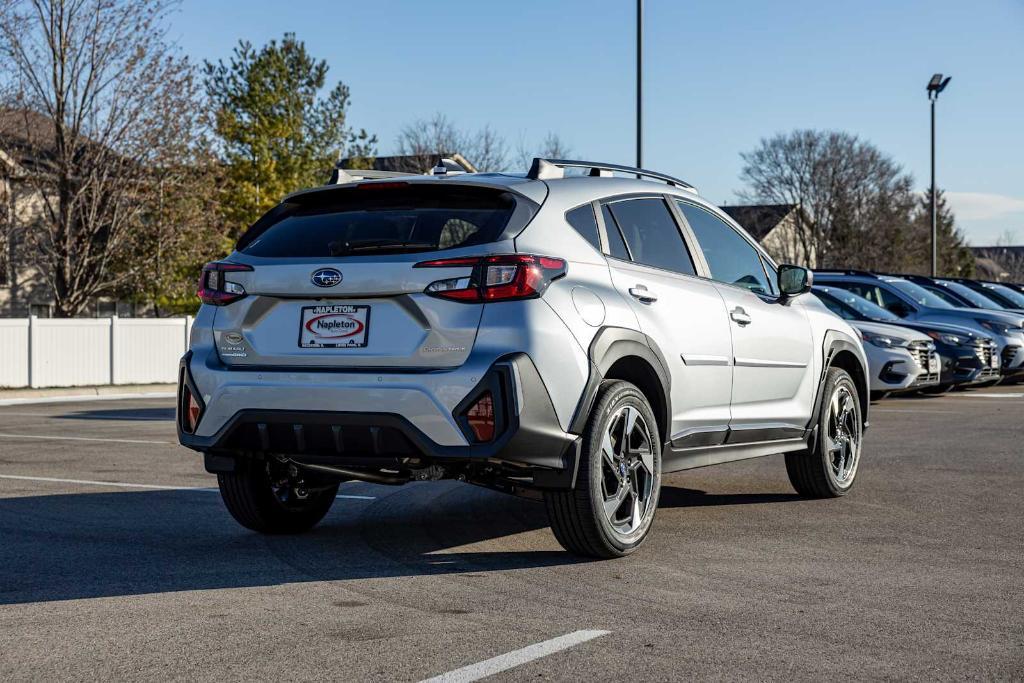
[{"xmin": 298, "ymin": 304, "xmax": 371, "ymax": 348}]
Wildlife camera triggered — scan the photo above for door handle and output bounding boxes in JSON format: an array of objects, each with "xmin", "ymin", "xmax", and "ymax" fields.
[
  {"xmin": 730, "ymin": 306, "xmax": 751, "ymax": 325},
  {"xmin": 629, "ymin": 286, "xmax": 658, "ymax": 303}
]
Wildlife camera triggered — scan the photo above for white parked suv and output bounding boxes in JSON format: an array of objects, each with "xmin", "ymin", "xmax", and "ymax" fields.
[{"xmin": 178, "ymin": 158, "xmax": 870, "ymax": 558}]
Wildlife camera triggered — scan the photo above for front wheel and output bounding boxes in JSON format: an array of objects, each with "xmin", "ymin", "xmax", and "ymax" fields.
[
  {"xmin": 544, "ymin": 380, "xmax": 662, "ymax": 559},
  {"xmin": 218, "ymin": 458, "xmax": 339, "ymax": 534},
  {"xmin": 786, "ymin": 366, "xmax": 863, "ymax": 498}
]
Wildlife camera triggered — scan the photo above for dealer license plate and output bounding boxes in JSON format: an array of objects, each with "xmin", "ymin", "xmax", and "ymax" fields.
[{"xmin": 299, "ymin": 305, "xmax": 370, "ymax": 348}]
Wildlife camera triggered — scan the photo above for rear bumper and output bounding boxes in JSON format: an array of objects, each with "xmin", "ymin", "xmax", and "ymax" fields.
[{"xmin": 177, "ymin": 350, "xmax": 580, "ymax": 488}]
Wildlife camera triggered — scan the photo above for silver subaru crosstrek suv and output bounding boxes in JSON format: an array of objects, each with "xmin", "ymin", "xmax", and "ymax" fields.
[{"xmin": 178, "ymin": 158, "xmax": 870, "ymax": 558}]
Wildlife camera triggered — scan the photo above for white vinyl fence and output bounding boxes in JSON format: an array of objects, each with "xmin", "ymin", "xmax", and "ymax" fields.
[{"xmin": 0, "ymin": 317, "xmax": 192, "ymax": 389}]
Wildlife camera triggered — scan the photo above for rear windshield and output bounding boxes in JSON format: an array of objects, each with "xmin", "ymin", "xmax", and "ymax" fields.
[{"xmin": 238, "ymin": 184, "xmax": 520, "ymax": 257}]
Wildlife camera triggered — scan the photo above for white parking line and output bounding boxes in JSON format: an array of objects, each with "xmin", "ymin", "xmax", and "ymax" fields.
[
  {"xmin": 420, "ymin": 629, "xmax": 610, "ymax": 683},
  {"xmin": 0, "ymin": 473, "xmax": 377, "ymax": 500},
  {"xmin": 0, "ymin": 432, "xmax": 174, "ymax": 445},
  {"xmin": 954, "ymin": 393, "xmax": 1023, "ymax": 398}
]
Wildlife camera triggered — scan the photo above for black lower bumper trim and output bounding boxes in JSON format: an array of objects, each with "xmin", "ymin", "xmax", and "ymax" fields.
[{"xmin": 179, "ymin": 353, "xmax": 579, "ymax": 488}]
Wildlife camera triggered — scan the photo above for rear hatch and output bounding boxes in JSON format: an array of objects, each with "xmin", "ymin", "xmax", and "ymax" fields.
[{"xmin": 209, "ymin": 181, "xmax": 538, "ymax": 370}]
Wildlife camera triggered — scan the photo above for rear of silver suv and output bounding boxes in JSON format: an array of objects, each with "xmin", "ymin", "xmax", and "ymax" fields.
[{"xmin": 179, "ymin": 160, "xmax": 869, "ymax": 558}]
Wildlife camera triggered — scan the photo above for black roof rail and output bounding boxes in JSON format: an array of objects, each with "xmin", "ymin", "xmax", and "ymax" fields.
[
  {"xmin": 811, "ymin": 269, "xmax": 880, "ymax": 278},
  {"xmin": 526, "ymin": 158, "xmax": 695, "ymax": 190}
]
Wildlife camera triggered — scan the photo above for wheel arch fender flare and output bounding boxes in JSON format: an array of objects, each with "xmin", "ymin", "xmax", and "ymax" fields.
[
  {"xmin": 810, "ymin": 329, "xmax": 870, "ymax": 437},
  {"xmin": 568, "ymin": 326, "xmax": 672, "ymax": 445}
]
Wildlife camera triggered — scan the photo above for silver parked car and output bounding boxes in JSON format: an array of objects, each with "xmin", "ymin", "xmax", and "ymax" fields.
[{"xmin": 178, "ymin": 158, "xmax": 870, "ymax": 558}]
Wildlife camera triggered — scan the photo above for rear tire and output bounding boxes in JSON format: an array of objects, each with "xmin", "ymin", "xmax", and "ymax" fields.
[
  {"xmin": 786, "ymin": 366, "xmax": 863, "ymax": 498},
  {"xmin": 544, "ymin": 380, "xmax": 661, "ymax": 559},
  {"xmin": 218, "ymin": 459, "xmax": 339, "ymax": 534}
]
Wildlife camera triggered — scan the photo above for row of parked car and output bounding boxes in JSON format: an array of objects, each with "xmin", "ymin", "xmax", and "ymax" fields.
[{"xmin": 810, "ymin": 271, "xmax": 1024, "ymax": 398}]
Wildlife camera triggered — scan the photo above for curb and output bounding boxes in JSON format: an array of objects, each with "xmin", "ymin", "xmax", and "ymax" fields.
[{"xmin": 0, "ymin": 384, "xmax": 176, "ymax": 406}]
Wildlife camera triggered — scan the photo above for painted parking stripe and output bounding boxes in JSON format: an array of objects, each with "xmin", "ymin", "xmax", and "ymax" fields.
[
  {"xmin": 0, "ymin": 432, "xmax": 174, "ymax": 445},
  {"xmin": 420, "ymin": 629, "xmax": 610, "ymax": 683},
  {"xmin": 0, "ymin": 474, "xmax": 377, "ymax": 500},
  {"xmin": 954, "ymin": 392, "xmax": 1023, "ymax": 398}
]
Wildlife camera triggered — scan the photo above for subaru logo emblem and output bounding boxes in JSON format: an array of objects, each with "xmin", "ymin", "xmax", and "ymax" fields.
[{"xmin": 311, "ymin": 268, "xmax": 343, "ymax": 288}]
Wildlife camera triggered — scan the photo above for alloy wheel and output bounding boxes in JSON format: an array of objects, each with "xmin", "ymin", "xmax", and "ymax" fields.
[
  {"xmin": 599, "ymin": 405, "xmax": 656, "ymax": 538},
  {"xmin": 825, "ymin": 384, "xmax": 861, "ymax": 487}
]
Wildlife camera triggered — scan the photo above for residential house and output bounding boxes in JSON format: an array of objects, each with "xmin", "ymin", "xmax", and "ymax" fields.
[
  {"xmin": 719, "ymin": 203, "xmax": 816, "ymax": 268},
  {"xmin": 0, "ymin": 109, "xmax": 137, "ymax": 317}
]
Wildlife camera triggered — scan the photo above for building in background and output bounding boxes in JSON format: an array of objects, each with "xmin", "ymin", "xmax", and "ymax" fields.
[
  {"xmin": 0, "ymin": 109, "xmax": 143, "ymax": 318},
  {"xmin": 971, "ymin": 246, "xmax": 1024, "ymax": 282},
  {"xmin": 720, "ymin": 203, "xmax": 816, "ymax": 268}
]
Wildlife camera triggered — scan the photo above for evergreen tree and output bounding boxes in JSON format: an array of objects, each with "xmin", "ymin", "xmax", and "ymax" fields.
[{"xmin": 204, "ymin": 33, "xmax": 376, "ymax": 239}]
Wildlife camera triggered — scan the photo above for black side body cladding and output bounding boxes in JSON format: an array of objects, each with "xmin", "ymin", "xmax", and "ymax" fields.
[{"xmin": 568, "ymin": 327, "xmax": 673, "ymax": 452}]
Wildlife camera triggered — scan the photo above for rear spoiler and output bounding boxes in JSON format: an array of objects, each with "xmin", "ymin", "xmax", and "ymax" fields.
[{"xmin": 328, "ymin": 156, "xmax": 475, "ymax": 185}]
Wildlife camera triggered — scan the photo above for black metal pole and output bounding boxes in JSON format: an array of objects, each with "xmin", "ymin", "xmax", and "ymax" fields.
[
  {"xmin": 930, "ymin": 96, "xmax": 937, "ymax": 277},
  {"xmin": 636, "ymin": 0, "xmax": 643, "ymax": 170}
]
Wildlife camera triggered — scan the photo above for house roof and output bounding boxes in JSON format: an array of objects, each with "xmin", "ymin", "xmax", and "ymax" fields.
[
  {"xmin": 719, "ymin": 203, "xmax": 797, "ymax": 241},
  {"xmin": 0, "ymin": 108, "xmax": 58, "ymax": 173}
]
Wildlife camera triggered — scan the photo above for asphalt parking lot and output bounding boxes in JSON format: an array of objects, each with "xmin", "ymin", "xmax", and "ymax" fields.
[{"xmin": 0, "ymin": 387, "xmax": 1021, "ymax": 680}]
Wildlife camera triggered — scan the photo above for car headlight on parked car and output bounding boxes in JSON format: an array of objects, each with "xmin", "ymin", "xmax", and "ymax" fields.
[
  {"xmin": 860, "ymin": 330, "xmax": 910, "ymax": 349},
  {"xmin": 978, "ymin": 319, "xmax": 1024, "ymax": 336},
  {"xmin": 926, "ymin": 330, "xmax": 966, "ymax": 346}
]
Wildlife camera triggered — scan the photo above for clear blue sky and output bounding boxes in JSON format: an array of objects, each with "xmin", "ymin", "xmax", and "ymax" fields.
[{"xmin": 170, "ymin": 0, "xmax": 1024, "ymax": 245}]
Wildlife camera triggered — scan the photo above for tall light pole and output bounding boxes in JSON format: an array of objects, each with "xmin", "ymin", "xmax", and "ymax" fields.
[
  {"xmin": 927, "ymin": 73, "xmax": 951, "ymax": 277},
  {"xmin": 636, "ymin": 0, "xmax": 643, "ymax": 169}
]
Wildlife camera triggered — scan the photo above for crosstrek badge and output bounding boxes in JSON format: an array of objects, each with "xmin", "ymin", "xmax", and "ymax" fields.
[{"xmin": 299, "ymin": 304, "xmax": 370, "ymax": 348}]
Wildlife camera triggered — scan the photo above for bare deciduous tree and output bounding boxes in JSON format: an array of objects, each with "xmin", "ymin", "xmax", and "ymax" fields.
[
  {"xmin": 739, "ymin": 130, "xmax": 971, "ymax": 273},
  {"xmin": 514, "ymin": 132, "xmax": 573, "ymax": 170},
  {"xmin": 0, "ymin": 0, "xmax": 212, "ymax": 316},
  {"xmin": 396, "ymin": 113, "xmax": 508, "ymax": 172}
]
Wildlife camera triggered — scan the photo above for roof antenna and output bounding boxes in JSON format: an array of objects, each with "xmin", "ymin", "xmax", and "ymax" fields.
[{"xmin": 431, "ymin": 155, "xmax": 448, "ymax": 176}]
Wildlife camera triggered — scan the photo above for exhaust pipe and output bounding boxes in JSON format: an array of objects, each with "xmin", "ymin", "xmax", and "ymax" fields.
[{"xmin": 292, "ymin": 460, "xmax": 408, "ymax": 486}]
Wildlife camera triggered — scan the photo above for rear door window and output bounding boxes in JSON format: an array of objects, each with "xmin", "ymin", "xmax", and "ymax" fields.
[
  {"xmin": 605, "ymin": 198, "xmax": 696, "ymax": 275},
  {"xmin": 238, "ymin": 184, "xmax": 519, "ymax": 257}
]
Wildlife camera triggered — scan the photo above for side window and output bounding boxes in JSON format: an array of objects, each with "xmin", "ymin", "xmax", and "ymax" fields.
[
  {"xmin": 876, "ymin": 287, "xmax": 915, "ymax": 317},
  {"xmin": 677, "ymin": 201, "xmax": 772, "ymax": 295},
  {"xmin": 601, "ymin": 204, "xmax": 631, "ymax": 261},
  {"xmin": 565, "ymin": 204, "xmax": 602, "ymax": 252},
  {"xmin": 836, "ymin": 283, "xmax": 872, "ymax": 303},
  {"xmin": 606, "ymin": 198, "xmax": 696, "ymax": 275}
]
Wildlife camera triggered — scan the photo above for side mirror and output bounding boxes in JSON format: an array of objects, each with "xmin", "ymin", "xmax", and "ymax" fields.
[{"xmin": 778, "ymin": 264, "xmax": 812, "ymax": 299}]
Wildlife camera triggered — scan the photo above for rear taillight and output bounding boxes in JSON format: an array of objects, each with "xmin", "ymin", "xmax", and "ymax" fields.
[
  {"xmin": 465, "ymin": 392, "xmax": 495, "ymax": 442},
  {"xmin": 197, "ymin": 261, "xmax": 253, "ymax": 306},
  {"xmin": 415, "ymin": 254, "xmax": 566, "ymax": 303}
]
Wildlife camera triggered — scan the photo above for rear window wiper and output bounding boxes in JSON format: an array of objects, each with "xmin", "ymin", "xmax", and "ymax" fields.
[{"xmin": 328, "ymin": 239, "xmax": 438, "ymax": 256}]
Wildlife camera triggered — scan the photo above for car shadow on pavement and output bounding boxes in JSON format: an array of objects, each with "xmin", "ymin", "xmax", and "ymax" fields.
[
  {"xmin": 658, "ymin": 486, "xmax": 801, "ymax": 508},
  {"xmin": 0, "ymin": 481, "xmax": 805, "ymax": 605},
  {"xmin": 0, "ymin": 482, "xmax": 579, "ymax": 605},
  {"xmin": 55, "ymin": 407, "xmax": 176, "ymax": 421}
]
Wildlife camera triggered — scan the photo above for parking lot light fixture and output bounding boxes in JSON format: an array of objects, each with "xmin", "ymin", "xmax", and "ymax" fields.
[{"xmin": 927, "ymin": 73, "xmax": 951, "ymax": 277}]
